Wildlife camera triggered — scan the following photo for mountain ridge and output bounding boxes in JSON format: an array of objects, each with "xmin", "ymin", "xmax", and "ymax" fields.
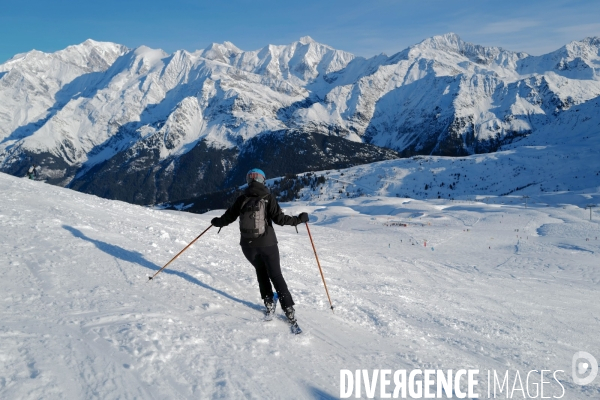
[{"xmin": 1, "ymin": 33, "xmax": 599, "ymax": 204}]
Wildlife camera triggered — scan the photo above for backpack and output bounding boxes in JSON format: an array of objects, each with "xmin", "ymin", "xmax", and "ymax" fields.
[{"xmin": 239, "ymin": 195, "xmax": 269, "ymax": 239}]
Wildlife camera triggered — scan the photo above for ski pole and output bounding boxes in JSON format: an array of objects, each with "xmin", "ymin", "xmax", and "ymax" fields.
[
  {"xmin": 148, "ymin": 224, "xmax": 213, "ymax": 281},
  {"xmin": 305, "ymin": 222, "xmax": 334, "ymax": 312}
]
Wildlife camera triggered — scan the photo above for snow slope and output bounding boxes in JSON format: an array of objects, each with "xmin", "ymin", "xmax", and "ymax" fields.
[{"xmin": 2, "ymin": 172, "xmax": 600, "ymax": 399}]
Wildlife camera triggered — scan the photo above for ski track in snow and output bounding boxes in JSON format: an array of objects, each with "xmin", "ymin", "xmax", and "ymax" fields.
[{"xmin": 1, "ymin": 173, "xmax": 600, "ymax": 399}]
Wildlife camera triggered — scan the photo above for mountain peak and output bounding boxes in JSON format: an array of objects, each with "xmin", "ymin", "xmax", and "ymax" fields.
[
  {"xmin": 66, "ymin": 39, "xmax": 127, "ymax": 53},
  {"xmin": 582, "ymin": 36, "xmax": 600, "ymax": 45},
  {"xmin": 299, "ymin": 36, "xmax": 316, "ymax": 45},
  {"xmin": 411, "ymin": 32, "xmax": 527, "ymax": 66},
  {"xmin": 201, "ymin": 41, "xmax": 242, "ymax": 63},
  {"xmin": 221, "ymin": 41, "xmax": 241, "ymax": 51},
  {"xmin": 417, "ymin": 33, "xmax": 466, "ymax": 51},
  {"xmin": 566, "ymin": 36, "xmax": 600, "ymax": 53},
  {"xmin": 0, "ymin": 39, "xmax": 127, "ymax": 73},
  {"xmin": 204, "ymin": 41, "xmax": 243, "ymax": 52},
  {"xmin": 82, "ymin": 38, "xmax": 102, "ymax": 46},
  {"xmin": 434, "ymin": 32, "xmax": 462, "ymax": 44}
]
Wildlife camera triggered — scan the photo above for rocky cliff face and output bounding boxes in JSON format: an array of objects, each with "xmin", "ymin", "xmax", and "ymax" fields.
[{"xmin": 1, "ymin": 34, "xmax": 599, "ymax": 204}]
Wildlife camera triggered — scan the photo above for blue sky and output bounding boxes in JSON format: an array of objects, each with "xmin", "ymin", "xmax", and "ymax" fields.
[{"xmin": 1, "ymin": 0, "xmax": 599, "ymax": 63}]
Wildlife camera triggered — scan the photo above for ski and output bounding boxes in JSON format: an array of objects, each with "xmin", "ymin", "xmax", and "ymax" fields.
[
  {"xmin": 263, "ymin": 294, "xmax": 301, "ymax": 334},
  {"xmin": 282, "ymin": 304, "xmax": 302, "ymax": 334},
  {"xmin": 290, "ymin": 321, "xmax": 302, "ymax": 335},
  {"xmin": 264, "ymin": 309, "xmax": 275, "ymax": 321},
  {"xmin": 263, "ymin": 310, "xmax": 302, "ymax": 334}
]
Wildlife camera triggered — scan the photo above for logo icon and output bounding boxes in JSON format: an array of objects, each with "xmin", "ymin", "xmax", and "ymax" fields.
[{"xmin": 572, "ymin": 351, "xmax": 598, "ymax": 385}]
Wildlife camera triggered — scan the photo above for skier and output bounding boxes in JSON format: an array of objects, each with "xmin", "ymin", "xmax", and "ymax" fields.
[
  {"xmin": 210, "ymin": 168, "xmax": 309, "ymax": 331},
  {"xmin": 27, "ymin": 165, "xmax": 38, "ymax": 180}
]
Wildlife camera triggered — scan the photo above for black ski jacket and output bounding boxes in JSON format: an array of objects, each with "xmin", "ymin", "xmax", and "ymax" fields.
[{"xmin": 217, "ymin": 181, "xmax": 300, "ymax": 247}]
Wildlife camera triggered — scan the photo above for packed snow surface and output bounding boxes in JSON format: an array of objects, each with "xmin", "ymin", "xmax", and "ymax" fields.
[{"xmin": 1, "ymin": 172, "xmax": 600, "ymax": 399}]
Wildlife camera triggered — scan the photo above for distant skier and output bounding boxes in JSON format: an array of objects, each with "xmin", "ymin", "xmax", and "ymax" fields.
[
  {"xmin": 27, "ymin": 165, "xmax": 38, "ymax": 180},
  {"xmin": 210, "ymin": 168, "xmax": 309, "ymax": 331}
]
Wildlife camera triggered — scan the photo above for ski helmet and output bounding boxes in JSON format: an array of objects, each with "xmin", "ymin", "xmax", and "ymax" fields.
[{"xmin": 246, "ymin": 168, "xmax": 266, "ymax": 184}]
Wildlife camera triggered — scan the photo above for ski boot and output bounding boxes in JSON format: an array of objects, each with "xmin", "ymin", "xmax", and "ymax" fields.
[
  {"xmin": 283, "ymin": 306, "xmax": 302, "ymax": 335},
  {"xmin": 264, "ymin": 297, "xmax": 276, "ymax": 321}
]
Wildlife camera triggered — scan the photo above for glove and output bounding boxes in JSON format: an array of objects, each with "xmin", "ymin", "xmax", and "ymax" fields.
[
  {"xmin": 211, "ymin": 217, "xmax": 224, "ymax": 227},
  {"xmin": 297, "ymin": 212, "xmax": 309, "ymax": 224}
]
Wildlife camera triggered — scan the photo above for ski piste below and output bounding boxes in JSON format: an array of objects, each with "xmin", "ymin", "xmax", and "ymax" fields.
[{"xmin": 1, "ymin": 172, "xmax": 599, "ymax": 398}]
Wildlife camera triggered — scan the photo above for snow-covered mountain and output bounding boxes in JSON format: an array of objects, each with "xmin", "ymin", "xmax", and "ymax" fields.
[
  {"xmin": 169, "ymin": 94, "xmax": 600, "ymax": 214},
  {"xmin": 1, "ymin": 34, "xmax": 599, "ymax": 204},
  {"xmin": 289, "ymin": 93, "xmax": 600, "ymax": 204}
]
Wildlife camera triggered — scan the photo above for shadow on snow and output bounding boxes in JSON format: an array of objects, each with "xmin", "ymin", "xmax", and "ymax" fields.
[
  {"xmin": 62, "ymin": 225, "xmax": 262, "ymax": 312},
  {"xmin": 307, "ymin": 386, "xmax": 338, "ymax": 400}
]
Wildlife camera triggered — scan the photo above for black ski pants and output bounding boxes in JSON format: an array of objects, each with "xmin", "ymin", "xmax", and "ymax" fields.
[{"xmin": 241, "ymin": 245, "xmax": 294, "ymax": 308}]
